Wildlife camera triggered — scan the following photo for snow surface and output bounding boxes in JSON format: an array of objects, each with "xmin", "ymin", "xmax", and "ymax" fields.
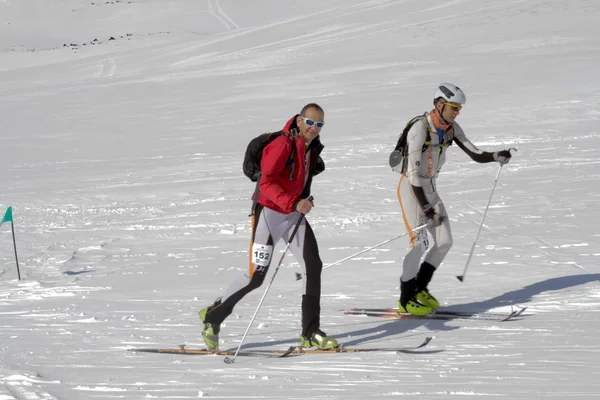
[{"xmin": 1, "ymin": 0, "xmax": 600, "ymax": 398}]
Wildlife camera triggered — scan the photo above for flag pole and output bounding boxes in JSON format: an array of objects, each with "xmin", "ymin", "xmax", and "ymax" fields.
[
  {"xmin": 11, "ymin": 221, "xmax": 21, "ymax": 280},
  {"xmin": 1, "ymin": 206, "xmax": 20, "ymax": 280}
]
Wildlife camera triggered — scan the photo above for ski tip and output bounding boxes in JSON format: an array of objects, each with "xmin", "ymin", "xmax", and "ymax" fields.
[
  {"xmin": 396, "ymin": 336, "xmax": 434, "ymax": 353},
  {"xmin": 456, "ymin": 275, "xmax": 464, "ymax": 282},
  {"xmin": 513, "ymin": 306, "xmax": 528, "ymax": 317},
  {"xmin": 501, "ymin": 310, "xmax": 519, "ymax": 322}
]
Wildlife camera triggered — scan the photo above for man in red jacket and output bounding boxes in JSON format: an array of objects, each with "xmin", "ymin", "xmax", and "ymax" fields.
[{"xmin": 199, "ymin": 103, "xmax": 338, "ymax": 350}]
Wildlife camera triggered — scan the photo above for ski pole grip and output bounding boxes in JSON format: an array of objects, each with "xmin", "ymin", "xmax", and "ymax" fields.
[{"xmin": 288, "ymin": 196, "xmax": 313, "ymax": 243}]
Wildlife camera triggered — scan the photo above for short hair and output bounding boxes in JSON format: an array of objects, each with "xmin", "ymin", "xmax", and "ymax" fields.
[
  {"xmin": 433, "ymin": 97, "xmax": 444, "ymax": 105},
  {"xmin": 300, "ymin": 103, "xmax": 324, "ymax": 117}
]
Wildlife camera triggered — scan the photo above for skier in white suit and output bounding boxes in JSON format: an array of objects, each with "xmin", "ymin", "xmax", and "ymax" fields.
[{"xmin": 396, "ymin": 83, "xmax": 513, "ymax": 315}]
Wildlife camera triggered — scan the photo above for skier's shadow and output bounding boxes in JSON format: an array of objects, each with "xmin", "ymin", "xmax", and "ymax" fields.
[
  {"xmin": 339, "ymin": 273, "xmax": 600, "ymax": 347},
  {"xmin": 242, "ymin": 273, "xmax": 600, "ymax": 349},
  {"xmin": 451, "ymin": 273, "xmax": 600, "ymax": 311}
]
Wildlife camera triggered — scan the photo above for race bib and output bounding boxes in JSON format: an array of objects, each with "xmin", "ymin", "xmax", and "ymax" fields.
[{"xmin": 252, "ymin": 244, "xmax": 273, "ymax": 267}]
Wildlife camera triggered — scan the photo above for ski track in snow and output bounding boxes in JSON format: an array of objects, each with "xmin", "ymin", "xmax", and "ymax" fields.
[
  {"xmin": 96, "ymin": 57, "xmax": 116, "ymax": 78},
  {"xmin": 207, "ymin": 0, "xmax": 239, "ymax": 31}
]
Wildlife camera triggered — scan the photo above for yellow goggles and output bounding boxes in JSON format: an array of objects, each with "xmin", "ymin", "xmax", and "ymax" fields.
[{"xmin": 443, "ymin": 102, "xmax": 462, "ymax": 111}]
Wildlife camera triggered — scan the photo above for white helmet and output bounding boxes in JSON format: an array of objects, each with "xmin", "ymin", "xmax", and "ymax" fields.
[{"xmin": 434, "ymin": 83, "xmax": 466, "ymax": 105}]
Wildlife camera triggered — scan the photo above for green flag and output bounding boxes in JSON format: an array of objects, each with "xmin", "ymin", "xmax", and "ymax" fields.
[{"xmin": 1, "ymin": 206, "xmax": 13, "ymax": 226}]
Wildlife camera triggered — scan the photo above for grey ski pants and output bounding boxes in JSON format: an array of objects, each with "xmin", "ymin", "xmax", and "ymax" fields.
[
  {"xmin": 397, "ymin": 174, "xmax": 453, "ymax": 281},
  {"xmin": 208, "ymin": 204, "xmax": 323, "ymax": 336}
]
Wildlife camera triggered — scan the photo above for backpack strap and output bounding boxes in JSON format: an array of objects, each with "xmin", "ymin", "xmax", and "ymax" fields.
[
  {"xmin": 414, "ymin": 112, "xmax": 454, "ymax": 152},
  {"xmin": 398, "ymin": 112, "xmax": 430, "ymax": 174},
  {"xmin": 249, "ymin": 177, "xmax": 261, "ymax": 217},
  {"xmin": 419, "ymin": 112, "xmax": 432, "ymax": 152},
  {"xmin": 424, "ymin": 115, "xmax": 454, "ymax": 157},
  {"xmin": 285, "ymin": 134, "xmax": 297, "ymax": 172},
  {"xmin": 420, "ymin": 112, "xmax": 455, "ymax": 155}
]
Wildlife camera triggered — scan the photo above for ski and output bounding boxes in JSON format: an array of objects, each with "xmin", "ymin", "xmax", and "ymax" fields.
[
  {"xmin": 288, "ymin": 336, "xmax": 433, "ymax": 354},
  {"xmin": 348, "ymin": 306, "xmax": 527, "ymax": 318},
  {"xmin": 129, "ymin": 336, "xmax": 432, "ymax": 357},
  {"xmin": 345, "ymin": 307, "xmax": 526, "ymax": 322},
  {"xmin": 128, "ymin": 345, "xmax": 297, "ymax": 359}
]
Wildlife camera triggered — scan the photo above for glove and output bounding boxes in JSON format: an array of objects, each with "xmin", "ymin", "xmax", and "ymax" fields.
[
  {"xmin": 494, "ymin": 149, "xmax": 512, "ymax": 165},
  {"xmin": 422, "ymin": 205, "xmax": 445, "ymax": 227},
  {"xmin": 422, "ymin": 204, "xmax": 436, "ymax": 220}
]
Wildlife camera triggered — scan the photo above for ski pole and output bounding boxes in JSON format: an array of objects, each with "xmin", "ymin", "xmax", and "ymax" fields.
[
  {"xmin": 224, "ymin": 196, "xmax": 312, "ymax": 364},
  {"xmin": 294, "ymin": 223, "xmax": 428, "ymax": 280},
  {"xmin": 456, "ymin": 162, "xmax": 506, "ymax": 282}
]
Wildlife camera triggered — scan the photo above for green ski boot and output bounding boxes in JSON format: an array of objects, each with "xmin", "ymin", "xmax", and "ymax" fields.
[
  {"xmin": 199, "ymin": 305, "xmax": 220, "ymax": 350},
  {"xmin": 300, "ymin": 329, "xmax": 339, "ymax": 350},
  {"xmin": 415, "ymin": 262, "xmax": 439, "ymax": 308},
  {"xmin": 398, "ymin": 299, "xmax": 432, "ymax": 316},
  {"xmin": 415, "ymin": 289, "xmax": 440, "ymax": 309},
  {"xmin": 399, "ymin": 278, "xmax": 431, "ymax": 316}
]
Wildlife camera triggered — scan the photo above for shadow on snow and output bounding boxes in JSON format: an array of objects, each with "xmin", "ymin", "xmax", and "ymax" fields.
[{"xmin": 241, "ymin": 273, "xmax": 600, "ymax": 350}]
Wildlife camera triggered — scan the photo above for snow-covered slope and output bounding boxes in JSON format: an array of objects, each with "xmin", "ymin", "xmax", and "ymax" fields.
[{"xmin": 1, "ymin": 0, "xmax": 599, "ymax": 398}]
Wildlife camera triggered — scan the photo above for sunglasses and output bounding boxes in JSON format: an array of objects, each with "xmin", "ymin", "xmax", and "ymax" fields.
[
  {"xmin": 301, "ymin": 117, "xmax": 325, "ymax": 128},
  {"xmin": 443, "ymin": 102, "xmax": 462, "ymax": 111}
]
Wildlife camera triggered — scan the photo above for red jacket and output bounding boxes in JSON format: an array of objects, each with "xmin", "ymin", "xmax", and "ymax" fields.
[{"xmin": 257, "ymin": 115, "xmax": 324, "ymax": 214}]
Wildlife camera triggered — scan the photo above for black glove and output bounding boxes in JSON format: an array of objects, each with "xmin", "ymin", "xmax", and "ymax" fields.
[
  {"xmin": 423, "ymin": 204, "xmax": 436, "ymax": 220},
  {"xmin": 423, "ymin": 205, "xmax": 445, "ymax": 226},
  {"xmin": 494, "ymin": 149, "xmax": 512, "ymax": 165}
]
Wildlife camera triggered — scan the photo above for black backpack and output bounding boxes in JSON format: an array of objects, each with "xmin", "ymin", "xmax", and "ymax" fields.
[{"xmin": 242, "ymin": 132, "xmax": 296, "ymax": 182}]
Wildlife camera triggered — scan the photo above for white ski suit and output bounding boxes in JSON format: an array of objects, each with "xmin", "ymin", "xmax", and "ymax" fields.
[{"xmin": 397, "ymin": 112, "xmax": 496, "ymax": 281}]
